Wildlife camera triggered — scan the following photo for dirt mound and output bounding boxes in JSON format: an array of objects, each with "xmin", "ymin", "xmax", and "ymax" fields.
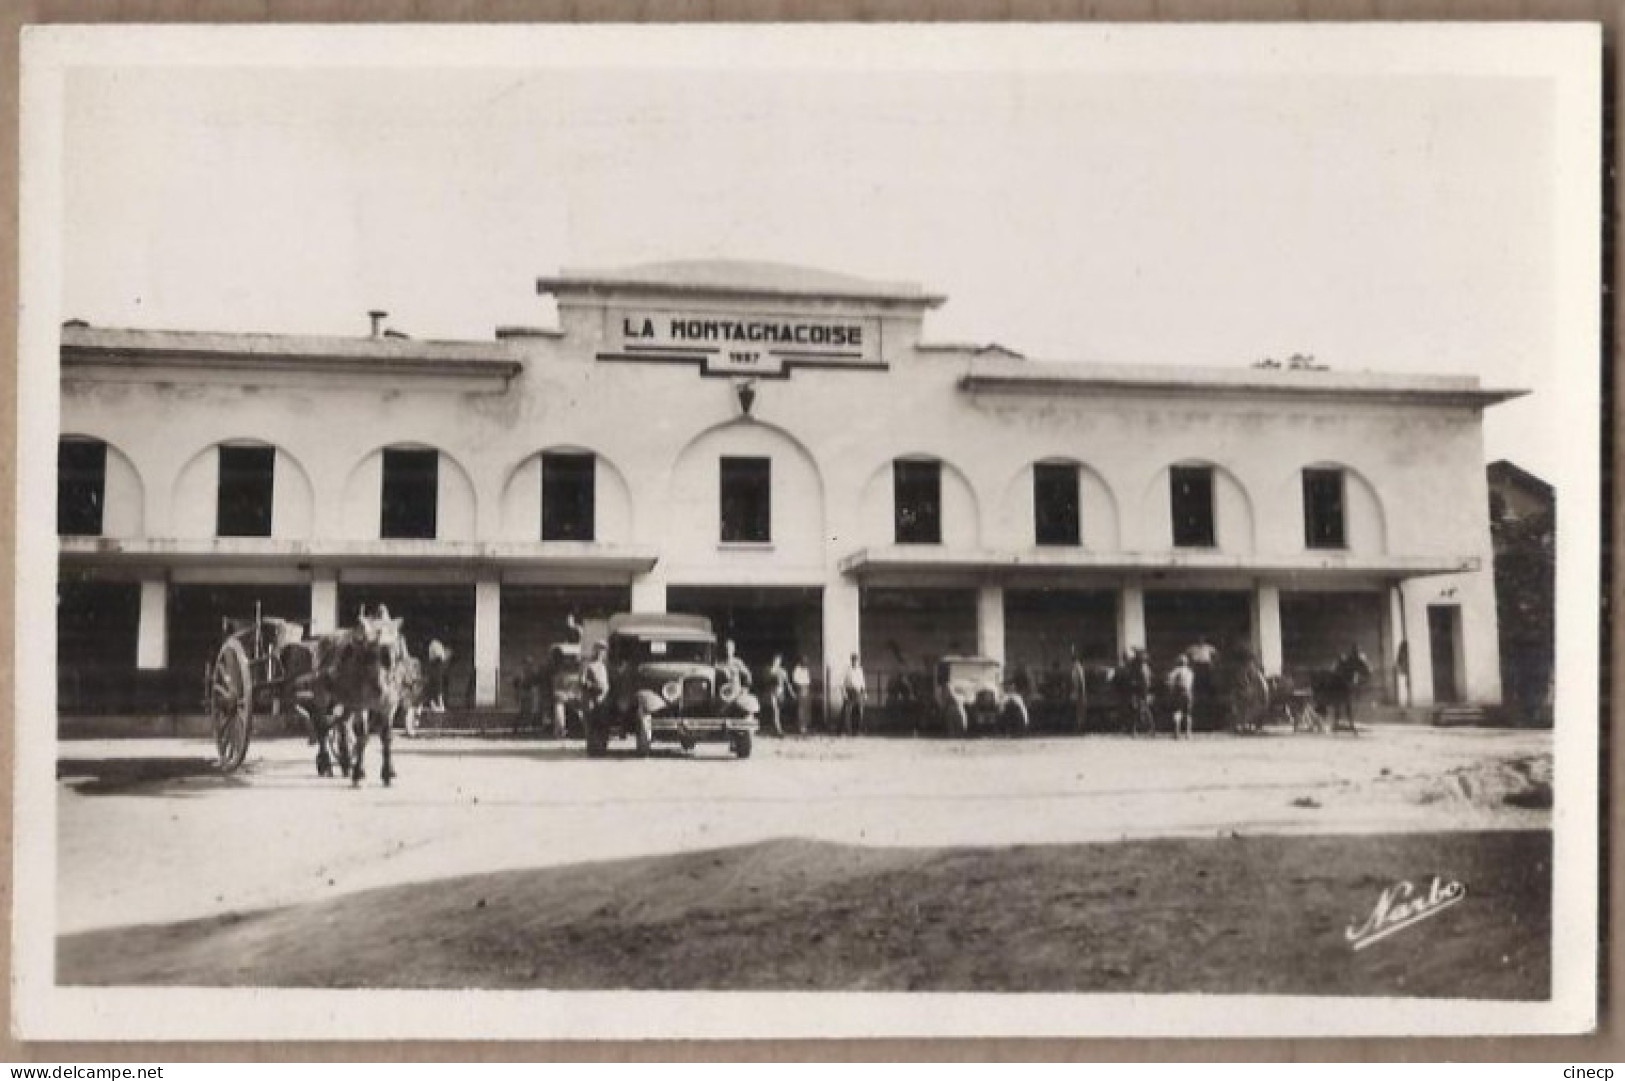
[
  {"xmin": 1410, "ymin": 755, "xmax": 1553, "ymax": 811},
  {"xmin": 60, "ymin": 831, "xmax": 1550, "ymax": 999}
]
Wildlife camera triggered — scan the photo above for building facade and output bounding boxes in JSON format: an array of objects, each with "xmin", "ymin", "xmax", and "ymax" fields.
[{"xmin": 57, "ymin": 260, "xmax": 1517, "ymax": 722}]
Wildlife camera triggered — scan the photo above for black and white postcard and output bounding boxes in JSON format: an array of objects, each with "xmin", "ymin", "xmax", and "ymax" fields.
[{"xmin": 14, "ymin": 22, "xmax": 1601, "ymax": 1040}]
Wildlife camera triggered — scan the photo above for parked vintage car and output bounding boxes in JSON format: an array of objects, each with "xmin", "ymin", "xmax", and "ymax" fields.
[
  {"xmin": 586, "ymin": 613, "xmax": 759, "ymax": 759},
  {"xmin": 934, "ymin": 655, "xmax": 1030, "ymax": 737}
]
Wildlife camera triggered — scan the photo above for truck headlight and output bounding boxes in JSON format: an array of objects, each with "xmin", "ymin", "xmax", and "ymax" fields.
[{"xmin": 662, "ymin": 681, "xmax": 681, "ymax": 704}]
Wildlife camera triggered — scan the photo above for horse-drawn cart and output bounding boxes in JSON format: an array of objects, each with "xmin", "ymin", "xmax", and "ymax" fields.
[{"xmin": 204, "ymin": 606, "xmax": 309, "ymax": 773}]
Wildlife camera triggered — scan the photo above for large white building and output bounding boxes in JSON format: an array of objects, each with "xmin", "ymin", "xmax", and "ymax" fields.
[{"xmin": 56, "ymin": 260, "xmax": 1518, "ymax": 723}]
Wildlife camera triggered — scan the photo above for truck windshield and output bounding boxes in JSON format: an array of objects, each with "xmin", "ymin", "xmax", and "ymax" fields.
[{"xmin": 619, "ymin": 638, "xmax": 713, "ymax": 664}]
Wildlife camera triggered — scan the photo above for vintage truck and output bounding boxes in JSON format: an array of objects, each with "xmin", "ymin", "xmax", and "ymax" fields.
[{"xmin": 585, "ymin": 612, "xmax": 760, "ymax": 759}]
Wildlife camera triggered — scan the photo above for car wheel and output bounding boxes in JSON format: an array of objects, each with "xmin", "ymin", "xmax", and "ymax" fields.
[
  {"xmin": 635, "ymin": 710, "xmax": 653, "ymax": 758},
  {"xmin": 1005, "ymin": 699, "xmax": 1030, "ymax": 737},
  {"xmin": 947, "ymin": 700, "xmax": 969, "ymax": 738},
  {"xmin": 731, "ymin": 731, "xmax": 753, "ymax": 759}
]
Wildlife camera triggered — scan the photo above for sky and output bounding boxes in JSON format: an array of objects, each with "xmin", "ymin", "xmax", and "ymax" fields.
[{"xmin": 54, "ymin": 26, "xmax": 1594, "ymax": 482}]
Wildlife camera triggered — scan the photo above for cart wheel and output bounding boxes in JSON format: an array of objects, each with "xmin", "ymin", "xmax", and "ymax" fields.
[{"xmin": 211, "ymin": 638, "xmax": 254, "ymax": 773}]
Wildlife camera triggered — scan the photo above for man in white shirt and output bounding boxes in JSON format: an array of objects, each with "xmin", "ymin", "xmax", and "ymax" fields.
[
  {"xmin": 840, "ymin": 653, "xmax": 867, "ymax": 736},
  {"xmin": 790, "ymin": 656, "xmax": 813, "ymax": 735}
]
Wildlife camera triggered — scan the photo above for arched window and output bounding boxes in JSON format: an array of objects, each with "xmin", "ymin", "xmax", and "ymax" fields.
[
  {"xmin": 542, "ymin": 452, "xmax": 596, "ymax": 541},
  {"xmin": 720, "ymin": 456, "xmax": 771, "ymax": 543},
  {"xmin": 894, "ymin": 459, "xmax": 942, "ymax": 544},
  {"xmin": 1034, "ymin": 462, "xmax": 1081, "ymax": 546},
  {"xmin": 381, "ymin": 448, "xmax": 438, "ymax": 539},
  {"xmin": 58, "ymin": 437, "xmax": 106, "ymax": 536},
  {"xmin": 1170, "ymin": 465, "xmax": 1216, "ymax": 548},
  {"xmin": 1302, "ymin": 467, "xmax": 1348, "ymax": 549},
  {"xmin": 216, "ymin": 444, "xmax": 276, "ymax": 538}
]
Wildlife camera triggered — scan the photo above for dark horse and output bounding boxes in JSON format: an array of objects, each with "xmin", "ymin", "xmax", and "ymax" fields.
[
  {"xmin": 280, "ymin": 606, "xmax": 407, "ymax": 786},
  {"xmin": 1309, "ymin": 648, "xmax": 1374, "ymax": 734}
]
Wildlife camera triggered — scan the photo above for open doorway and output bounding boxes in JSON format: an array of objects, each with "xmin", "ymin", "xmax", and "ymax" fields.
[{"xmin": 1428, "ymin": 604, "xmax": 1464, "ymax": 704}]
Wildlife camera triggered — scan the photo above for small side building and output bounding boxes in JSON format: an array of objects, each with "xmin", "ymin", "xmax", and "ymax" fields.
[{"xmin": 1487, "ymin": 459, "xmax": 1556, "ymax": 726}]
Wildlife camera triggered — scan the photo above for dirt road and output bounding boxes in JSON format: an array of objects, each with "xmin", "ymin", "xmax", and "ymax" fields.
[
  {"xmin": 57, "ymin": 725, "xmax": 1551, "ymax": 936},
  {"xmin": 59, "ymin": 830, "xmax": 1550, "ymax": 997}
]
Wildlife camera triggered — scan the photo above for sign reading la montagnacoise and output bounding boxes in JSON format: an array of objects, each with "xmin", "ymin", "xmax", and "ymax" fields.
[{"xmin": 597, "ymin": 308, "xmax": 884, "ymax": 376}]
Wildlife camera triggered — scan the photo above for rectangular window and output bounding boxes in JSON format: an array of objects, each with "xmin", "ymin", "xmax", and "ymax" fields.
[
  {"xmin": 1303, "ymin": 468, "xmax": 1347, "ymax": 549},
  {"xmin": 1170, "ymin": 466, "xmax": 1216, "ymax": 548},
  {"xmin": 542, "ymin": 453, "xmax": 596, "ymax": 541},
  {"xmin": 1034, "ymin": 462, "xmax": 1081, "ymax": 546},
  {"xmin": 58, "ymin": 439, "xmax": 106, "ymax": 536},
  {"xmin": 720, "ymin": 456, "xmax": 772, "ymax": 543},
  {"xmin": 216, "ymin": 445, "xmax": 275, "ymax": 538},
  {"xmin": 380, "ymin": 448, "xmax": 438, "ymax": 539},
  {"xmin": 894, "ymin": 460, "xmax": 942, "ymax": 544}
]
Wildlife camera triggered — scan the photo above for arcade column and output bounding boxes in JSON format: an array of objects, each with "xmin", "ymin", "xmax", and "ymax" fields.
[
  {"xmin": 309, "ymin": 574, "xmax": 339, "ymax": 637},
  {"xmin": 136, "ymin": 577, "xmax": 168, "ymax": 671},
  {"xmin": 1252, "ymin": 582, "xmax": 1283, "ymax": 678},
  {"xmin": 1399, "ymin": 581, "xmax": 1436, "ymax": 709},
  {"xmin": 822, "ymin": 578, "xmax": 862, "ymax": 725},
  {"xmin": 1116, "ymin": 581, "xmax": 1146, "ymax": 658},
  {"xmin": 474, "ymin": 577, "xmax": 501, "ymax": 707},
  {"xmin": 976, "ymin": 583, "xmax": 1006, "ymax": 666},
  {"xmin": 631, "ymin": 567, "xmax": 667, "ymax": 614}
]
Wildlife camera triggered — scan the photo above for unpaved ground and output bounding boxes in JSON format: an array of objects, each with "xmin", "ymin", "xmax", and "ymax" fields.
[
  {"xmin": 59, "ymin": 831, "xmax": 1549, "ymax": 997},
  {"xmin": 57, "ymin": 725, "xmax": 1551, "ymax": 937}
]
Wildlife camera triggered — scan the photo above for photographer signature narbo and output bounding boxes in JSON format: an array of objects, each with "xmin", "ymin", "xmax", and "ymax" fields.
[{"xmin": 1345, "ymin": 876, "xmax": 1467, "ymax": 951}]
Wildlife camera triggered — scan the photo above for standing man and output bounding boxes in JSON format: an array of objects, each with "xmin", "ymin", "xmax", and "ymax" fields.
[
  {"xmin": 1167, "ymin": 654, "xmax": 1196, "ymax": 739},
  {"xmin": 1121, "ymin": 647, "xmax": 1154, "ymax": 734},
  {"xmin": 581, "ymin": 641, "xmax": 610, "ymax": 726},
  {"xmin": 790, "ymin": 655, "xmax": 813, "ymax": 735},
  {"xmin": 1068, "ymin": 646, "xmax": 1090, "ymax": 735},
  {"xmin": 841, "ymin": 653, "xmax": 867, "ymax": 736},
  {"xmin": 1186, "ymin": 635, "xmax": 1218, "ymax": 730},
  {"xmin": 763, "ymin": 653, "xmax": 789, "ymax": 738},
  {"xmin": 425, "ymin": 639, "xmax": 451, "ymax": 713},
  {"xmin": 512, "ymin": 655, "xmax": 541, "ymax": 734},
  {"xmin": 1335, "ymin": 643, "xmax": 1373, "ymax": 730},
  {"xmin": 717, "ymin": 638, "xmax": 752, "ymax": 702}
]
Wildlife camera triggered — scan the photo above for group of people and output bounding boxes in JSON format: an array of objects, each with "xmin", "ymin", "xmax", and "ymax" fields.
[
  {"xmin": 509, "ymin": 619, "xmax": 823, "ymax": 739},
  {"xmin": 715, "ymin": 643, "xmax": 817, "ymax": 738},
  {"xmin": 1106, "ymin": 637, "xmax": 1374, "ymax": 736},
  {"xmin": 1104, "ymin": 637, "xmax": 1225, "ymax": 738},
  {"xmin": 512, "ymin": 614, "xmax": 607, "ymax": 737}
]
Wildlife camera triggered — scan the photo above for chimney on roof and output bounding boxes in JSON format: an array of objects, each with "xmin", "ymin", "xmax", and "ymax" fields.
[{"xmin": 367, "ymin": 310, "xmax": 388, "ymax": 338}]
